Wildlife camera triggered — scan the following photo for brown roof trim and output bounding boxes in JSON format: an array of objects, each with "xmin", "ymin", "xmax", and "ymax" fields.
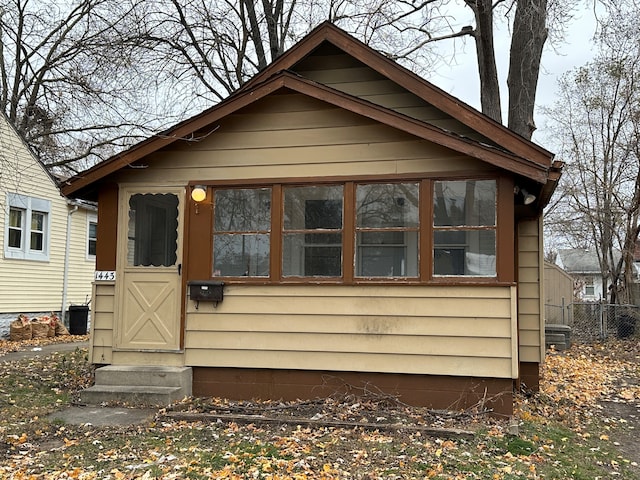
[
  {"xmin": 61, "ymin": 71, "xmax": 548, "ymax": 197},
  {"xmin": 239, "ymin": 21, "xmax": 554, "ymax": 168}
]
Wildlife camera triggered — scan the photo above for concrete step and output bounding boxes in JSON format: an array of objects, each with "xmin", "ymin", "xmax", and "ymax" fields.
[
  {"xmin": 80, "ymin": 385, "xmax": 185, "ymax": 406},
  {"xmin": 80, "ymin": 365, "xmax": 192, "ymax": 406},
  {"xmin": 94, "ymin": 365, "xmax": 192, "ymax": 390}
]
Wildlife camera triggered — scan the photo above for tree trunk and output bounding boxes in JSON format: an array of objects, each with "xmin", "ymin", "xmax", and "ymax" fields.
[
  {"xmin": 507, "ymin": 0, "xmax": 548, "ymax": 139},
  {"xmin": 465, "ymin": 0, "xmax": 502, "ymax": 123}
]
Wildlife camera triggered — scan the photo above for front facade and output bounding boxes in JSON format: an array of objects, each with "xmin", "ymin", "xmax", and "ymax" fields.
[
  {"xmin": 62, "ymin": 23, "xmax": 561, "ymax": 415},
  {"xmin": 0, "ymin": 113, "xmax": 96, "ymax": 333}
]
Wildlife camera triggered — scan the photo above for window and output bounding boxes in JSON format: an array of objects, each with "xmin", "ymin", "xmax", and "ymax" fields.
[
  {"xmin": 207, "ymin": 177, "xmax": 502, "ymax": 283},
  {"xmin": 356, "ymin": 183, "xmax": 419, "ymax": 278},
  {"xmin": 433, "ymin": 180, "xmax": 496, "ymax": 277},
  {"xmin": 213, "ymin": 188, "xmax": 271, "ymax": 277},
  {"xmin": 4, "ymin": 193, "xmax": 51, "ymax": 261},
  {"xmin": 87, "ymin": 215, "xmax": 97, "ymax": 258},
  {"xmin": 584, "ymin": 278, "xmax": 595, "ymax": 297},
  {"xmin": 283, "ymin": 185, "xmax": 343, "ymax": 277},
  {"xmin": 127, "ymin": 193, "xmax": 178, "ymax": 267}
]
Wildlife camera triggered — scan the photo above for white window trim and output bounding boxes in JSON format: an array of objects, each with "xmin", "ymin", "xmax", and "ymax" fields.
[
  {"xmin": 87, "ymin": 214, "xmax": 97, "ymax": 261},
  {"xmin": 4, "ymin": 193, "xmax": 51, "ymax": 261}
]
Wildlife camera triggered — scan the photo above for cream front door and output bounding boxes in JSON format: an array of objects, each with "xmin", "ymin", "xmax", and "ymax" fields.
[{"xmin": 116, "ymin": 188, "xmax": 184, "ymax": 351}]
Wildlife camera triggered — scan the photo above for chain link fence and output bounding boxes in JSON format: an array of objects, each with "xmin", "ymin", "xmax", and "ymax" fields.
[{"xmin": 570, "ymin": 302, "xmax": 639, "ymax": 342}]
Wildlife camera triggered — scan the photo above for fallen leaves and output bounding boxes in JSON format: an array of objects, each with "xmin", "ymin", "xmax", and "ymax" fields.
[{"xmin": 0, "ymin": 337, "xmax": 639, "ymax": 478}]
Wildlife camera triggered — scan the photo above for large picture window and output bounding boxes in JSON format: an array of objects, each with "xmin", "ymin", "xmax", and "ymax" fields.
[{"xmin": 206, "ymin": 177, "xmax": 503, "ymax": 283}]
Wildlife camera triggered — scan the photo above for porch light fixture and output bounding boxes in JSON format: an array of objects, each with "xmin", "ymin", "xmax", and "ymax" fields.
[
  {"xmin": 514, "ymin": 186, "xmax": 536, "ymax": 206},
  {"xmin": 191, "ymin": 185, "xmax": 206, "ymax": 202}
]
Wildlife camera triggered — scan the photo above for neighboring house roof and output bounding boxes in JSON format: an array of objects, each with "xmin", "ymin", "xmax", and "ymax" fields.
[
  {"xmin": 557, "ymin": 249, "xmax": 602, "ymax": 275},
  {"xmin": 60, "ymin": 22, "xmax": 561, "ymax": 206},
  {"xmin": 557, "ymin": 248, "xmax": 639, "ymax": 276}
]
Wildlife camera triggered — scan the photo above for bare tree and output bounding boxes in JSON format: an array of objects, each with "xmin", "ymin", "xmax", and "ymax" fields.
[
  {"xmin": 545, "ymin": 0, "xmax": 640, "ymax": 304},
  {"xmin": 0, "ymin": 0, "xmax": 165, "ymax": 173}
]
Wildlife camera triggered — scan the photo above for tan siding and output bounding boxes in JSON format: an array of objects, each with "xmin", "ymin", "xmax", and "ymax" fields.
[
  {"xmin": 294, "ymin": 54, "xmax": 490, "ymax": 141},
  {"xmin": 89, "ymin": 282, "xmax": 114, "ymax": 364},
  {"xmin": 114, "ymin": 95, "xmax": 492, "ymax": 187},
  {"xmin": 0, "ymin": 117, "xmax": 93, "ymax": 315},
  {"xmin": 518, "ymin": 218, "xmax": 544, "ymax": 363},
  {"xmin": 184, "ymin": 285, "xmax": 517, "ymax": 379}
]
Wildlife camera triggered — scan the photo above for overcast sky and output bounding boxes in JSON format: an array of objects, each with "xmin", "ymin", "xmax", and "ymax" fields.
[{"xmin": 426, "ymin": 4, "xmax": 599, "ymax": 151}]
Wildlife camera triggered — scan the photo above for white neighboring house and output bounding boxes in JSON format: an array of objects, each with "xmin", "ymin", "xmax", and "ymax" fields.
[
  {"xmin": 556, "ymin": 248, "xmax": 638, "ymax": 301},
  {"xmin": 0, "ymin": 113, "xmax": 96, "ymax": 336}
]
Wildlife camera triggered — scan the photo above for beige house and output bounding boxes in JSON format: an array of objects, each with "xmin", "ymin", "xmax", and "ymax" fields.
[
  {"xmin": 0, "ymin": 113, "xmax": 96, "ymax": 334},
  {"xmin": 61, "ymin": 23, "xmax": 561, "ymax": 415}
]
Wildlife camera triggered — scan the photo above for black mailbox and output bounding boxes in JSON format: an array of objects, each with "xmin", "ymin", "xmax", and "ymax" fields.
[{"xmin": 188, "ymin": 280, "xmax": 224, "ymax": 307}]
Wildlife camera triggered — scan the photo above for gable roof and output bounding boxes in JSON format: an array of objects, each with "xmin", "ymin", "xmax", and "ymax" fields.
[
  {"xmin": 60, "ymin": 22, "xmax": 559, "ymax": 204},
  {"xmin": 240, "ymin": 22, "xmax": 554, "ymax": 166}
]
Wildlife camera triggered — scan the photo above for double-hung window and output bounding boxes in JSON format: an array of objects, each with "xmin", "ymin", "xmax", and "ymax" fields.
[
  {"xmin": 87, "ymin": 215, "xmax": 97, "ymax": 259},
  {"xmin": 207, "ymin": 177, "xmax": 501, "ymax": 283},
  {"xmin": 4, "ymin": 193, "xmax": 51, "ymax": 261}
]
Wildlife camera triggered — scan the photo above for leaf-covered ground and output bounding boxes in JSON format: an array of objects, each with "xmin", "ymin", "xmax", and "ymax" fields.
[{"xmin": 0, "ymin": 337, "xmax": 638, "ymax": 479}]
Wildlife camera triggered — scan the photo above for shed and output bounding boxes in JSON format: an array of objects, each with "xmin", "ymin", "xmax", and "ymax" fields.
[{"xmin": 61, "ymin": 22, "xmax": 561, "ymax": 415}]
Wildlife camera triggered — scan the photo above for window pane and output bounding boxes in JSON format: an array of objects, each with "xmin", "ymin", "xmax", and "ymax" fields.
[
  {"xmin": 434, "ymin": 180, "xmax": 496, "ymax": 227},
  {"xmin": 31, "ymin": 212, "xmax": 44, "ymax": 231},
  {"xmin": 30, "ymin": 232, "xmax": 44, "ymax": 251},
  {"xmin": 356, "ymin": 183, "xmax": 419, "ymax": 228},
  {"xmin": 128, "ymin": 193, "xmax": 178, "ymax": 266},
  {"xmin": 214, "ymin": 188, "xmax": 271, "ymax": 232},
  {"xmin": 88, "ymin": 222, "xmax": 97, "ymax": 256},
  {"xmin": 283, "ymin": 233, "xmax": 342, "ymax": 277},
  {"xmin": 212, "ymin": 187, "xmax": 271, "ymax": 277},
  {"xmin": 213, "ymin": 233, "xmax": 270, "ymax": 277},
  {"xmin": 284, "ymin": 185, "xmax": 343, "ymax": 230},
  {"xmin": 434, "ymin": 230, "xmax": 496, "ymax": 276},
  {"xmin": 9, "ymin": 208, "xmax": 22, "ymax": 228},
  {"xmin": 283, "ymin": 185, "xmax": 343, "ymax": 278},
  {"xmin": 8, "ymin": 209, "xmax": 22, "ymax": 248},
  {"xmin": 30, "ymin": 212, "xmax": 45, "ymax": 251},
  {"xmin": 356, "ymin": 231, "xmax": 418, "ymax": 277}
]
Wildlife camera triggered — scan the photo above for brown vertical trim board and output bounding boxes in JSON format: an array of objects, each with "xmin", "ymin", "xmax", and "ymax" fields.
[
  {"xmin": 518, "ymin": 362, "xmax": 540, "ymax": 392},
  {"xmin": 96, "ymin": 183, "xmax": 118, "ymax": 271}
]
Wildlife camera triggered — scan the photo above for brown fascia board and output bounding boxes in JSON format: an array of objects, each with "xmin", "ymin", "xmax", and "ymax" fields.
[
  {"xmin": 239, "ymin": 21, "xmax": 554, "ymax": 169},
  {"xmin": 61, "ymin": 71, "xmax": 549, "ymax": 198}
]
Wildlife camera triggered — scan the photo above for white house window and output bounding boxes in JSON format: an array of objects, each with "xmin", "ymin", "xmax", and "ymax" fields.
[
  {"xmin": 4, "ymin": 193, "xmax": 51, "ymax": 261},
  {"xmin": 584, "ymin": 278, "xmax": 595, "ymax": 297},
  {"xmin": 87, "ymin": 215, "xmax": 97, "ymax": 258}
]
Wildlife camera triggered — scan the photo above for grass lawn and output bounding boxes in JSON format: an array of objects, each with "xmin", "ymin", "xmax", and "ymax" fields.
[{"xmin": 0, "ymin": 337, "xmax": 638, "ymax": 479}]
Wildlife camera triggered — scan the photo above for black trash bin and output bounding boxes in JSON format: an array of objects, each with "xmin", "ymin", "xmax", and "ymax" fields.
[{"xmin": 68, "ymin": 305, "xmax": 89, "ymax": 335}]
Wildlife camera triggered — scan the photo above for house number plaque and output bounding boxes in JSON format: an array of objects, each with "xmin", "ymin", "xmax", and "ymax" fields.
[{"xmin": 94, "ymin": 271, "xmax": 116, "ymax": 281}]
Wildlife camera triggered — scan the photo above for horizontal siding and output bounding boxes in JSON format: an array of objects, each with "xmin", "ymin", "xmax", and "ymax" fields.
[
  {"xmin": 0, "ymin": 118, "xmax": 93, "ymax": 314},
  {"xmin": 90, "ymin": 283, "xmax": 114, "ymax": 364},
  {"xmin": 184, "ymin": 285, "xmax": 517, "ymax": 379},
  {"xmin": 114, "ymin": 93, "xmax": 494, "ymax": 186},
  {"xmin": 518, "ymin": 218, "xmax": 543, "ymax": 363},
  {"xmin": 294, "ymin": 53, "xmax": 487, "ymax": 141}
]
